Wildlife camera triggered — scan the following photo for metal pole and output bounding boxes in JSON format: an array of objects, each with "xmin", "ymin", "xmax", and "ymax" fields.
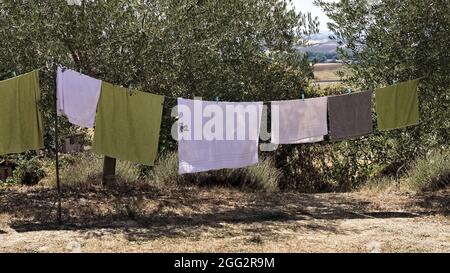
[{"xmin": 53, "ymin": 64, "xmax": 62, "ymax": 224}]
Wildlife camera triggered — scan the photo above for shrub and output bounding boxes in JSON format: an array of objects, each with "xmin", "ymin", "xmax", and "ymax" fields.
[
  {"xmin": 359, "ymin": 177, "xmax": 400, "ymax": 193},
  {"xmin": 151, "ymin": 152, "xmax": 180, "ymax": 187},
  {"xmin": 152, "ymin": 152, "xmax": 280, "ymax": 192},
  {"xmin": 4, "ymin": 155, "xmax": 46, "ymax": 186},
  {"xmin": 43, "ymin": 152, "xmax": 141, "ymax": 188},
  {"xmin": 406, "ymin": 150, "xmax": 450, "ymax": 192}
]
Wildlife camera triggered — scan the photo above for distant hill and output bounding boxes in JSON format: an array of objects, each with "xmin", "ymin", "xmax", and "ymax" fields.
[
  {"xmin": 296, "ymin": 31, "xmax": 338, "ymax": 54},
  {"xmin": 295, "ymin": 32, "xmax": 340, "ymax": 63},
  {"xmin": 308, "ymin": 32, "xmax": 335, "ymax": 44},
  {"xmin": 298, "ymin": 42, "xmax": 338, "ymax": 53}
]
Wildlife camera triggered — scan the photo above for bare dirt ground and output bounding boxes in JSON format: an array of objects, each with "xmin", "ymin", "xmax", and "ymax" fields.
[{"xmin": 0, "ymin": 185, "xmax": 449, "ymax": 253}]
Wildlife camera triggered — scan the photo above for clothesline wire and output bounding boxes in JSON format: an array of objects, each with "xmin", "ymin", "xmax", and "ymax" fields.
[
  {"xmin": 5, "ymin": 65, "xmax": 425, "ymax": 104},
  {"xmin": 38, "ymin": 65, "xmax": 292, "ymax": 104},
  {"xmin": 36, "ymin": 63, "xmax": 424, "ymax": 143}
]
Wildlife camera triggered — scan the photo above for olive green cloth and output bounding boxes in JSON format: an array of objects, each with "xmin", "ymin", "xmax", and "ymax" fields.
[
  {"xmin": 93, "ymin": 82, "xmax": 164, "ymax": 166},
  {"xmin": 0, "ymin": 70, "xmax": 44, "ymax": 155},
  {"xmin": 375, "ymin": 79, "xmax": 420, "ymax": 130}
]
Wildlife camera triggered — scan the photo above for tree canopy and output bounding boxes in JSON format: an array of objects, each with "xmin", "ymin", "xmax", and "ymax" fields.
[
  {"xmin": 315, "ymin": 0, "xmax": 449, "ymax": 172},
  {"xmin": 0, "ymin": 0, "xmax": 318, "ymax": 152}
]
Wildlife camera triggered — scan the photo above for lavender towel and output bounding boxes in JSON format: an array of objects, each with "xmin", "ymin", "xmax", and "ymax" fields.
[
  {"xmin": 56, "ymin": 66, "xmax": 102, "ymax": 128},
  {"xmin": 271, "ymin": 97, "xmax": 328, "ymax": 144}
]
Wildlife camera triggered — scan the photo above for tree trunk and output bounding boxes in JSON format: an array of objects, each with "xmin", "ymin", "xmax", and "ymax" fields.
[{"xmin": 102, "ymin": 156, "xmax": 116, "ymax": 186}]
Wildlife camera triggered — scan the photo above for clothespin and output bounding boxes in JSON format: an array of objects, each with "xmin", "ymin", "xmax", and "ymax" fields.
[
  {"xmin": 347, "ymin": 88, "xmax": 352, "ymax": 94},
  {"xmin": 301, "ymin": 93, "xmax": 305, "ymax": 101},
  {"xmin": 392, "ymin": 79, "xmax": 397, "ymax": 85},
  {"xmin": 179, "ymin": 122, "xmax": 184, "ymax": 133},
  {"xmin": 128, "ymin": 84, "xmax": 133, "ymax": 96},
  {"xmin": 215, "ymin": 96, "xmax": 219, "ymax": 103},
  {"xmin": 79, "ymin": 68, "xmax": 82, "ymax": 74},
  {"xmin": 12, "ymin": 71, "xmax": 16, "ymax": 77},
  {"xmin": 56, "ymin": 63, "xmax": 65, "ymax": 73}
]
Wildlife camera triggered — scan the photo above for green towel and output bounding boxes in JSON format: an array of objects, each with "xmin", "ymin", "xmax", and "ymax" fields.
[
  {"xmin": 0, "ymin": 70, "xmax": 44, "ymax": 155},
  {"xmin": 375, "ymin": 79, "xmax": 420, "ymax": 130},
  {"xmin": 93, "ymin": 82, "xmax": 164, "ymax": 166}
]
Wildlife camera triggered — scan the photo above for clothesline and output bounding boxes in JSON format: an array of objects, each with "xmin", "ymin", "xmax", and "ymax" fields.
[
  {"xmin": 52, "ymin": 65, "xmax": 422, "ymax": 157},
  {"xmin": 3, "ymin": 65, "xmax": 424, "ymax": 155},
  {"xmin": 14, "ymin": 64, "xmax": 423, "ymax": 104}
]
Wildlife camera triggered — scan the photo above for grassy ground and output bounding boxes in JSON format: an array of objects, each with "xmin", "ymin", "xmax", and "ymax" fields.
[{"xmin": 0, "ymin": 185, "xmax": 449, "ymax": 253}]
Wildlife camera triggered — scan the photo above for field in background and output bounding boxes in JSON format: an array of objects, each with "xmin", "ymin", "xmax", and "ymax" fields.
[
  {"xmin": 313, "ymin": 63, "xmax": 344, "ymax": 80},
  {"xmin": 313, "ymin": 63, "xmax": 348, "ymax": 88}
]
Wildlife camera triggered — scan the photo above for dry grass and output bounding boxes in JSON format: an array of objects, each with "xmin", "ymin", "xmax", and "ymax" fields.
[
  {"xmin": 312, "ymin": 63, "xmax": 352, "ymax": 88},
  {"xmin": 406, "ymin": 150, "xmax": 450, "ymax": 191},
  {"xmin": 313, "ymin": 63, "xmax": 344, "ymax": 72},
  {"xmin": 152, "ymin": 152, "xmax": 281, "ymax": 192},
  {"xmin": 40, "ymin": 153, "xmax": 147, "ymax": 189},
  {"xmin": 313, "ymin": 63, "xmax": 344, "ymax": 80},
  {"xmin": 0, "ymin": 185, "xmax": 449, "ymax": 253}
]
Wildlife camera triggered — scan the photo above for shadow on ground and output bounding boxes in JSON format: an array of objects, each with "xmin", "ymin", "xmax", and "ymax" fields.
[{"xmin": 0, "ymin": 185, "xmax": 447, "ymax": 242}]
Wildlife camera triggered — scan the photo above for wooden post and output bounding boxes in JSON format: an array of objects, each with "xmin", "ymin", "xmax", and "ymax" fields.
[{"xmin": 102, "ymin": 156, "xmax": 116, "ymax": 186}]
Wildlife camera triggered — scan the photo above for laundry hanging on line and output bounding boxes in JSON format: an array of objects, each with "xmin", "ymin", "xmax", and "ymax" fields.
[
  {"xmin": 0, "ymin": 70, "xmax": 44, "ymax": 155},
  {"xmin": 0, "ymin": 67, "xmax": 424, "ymax": 173},
  {"xmin": 271, "ymin": 97, "xmax": 328, "ymax": 144},
  {"xmin": 177, "ymin": 98, "xmax": 263, "ymax": 174},
  {"xmin": 92, "ymin": 81, "xmax": 165, "ymax": 166},
  {"xmin": 56, "ymin": 66, "xmax": 102, "ymax": 128},
  {"xmin": 327, "ymin": 90, "xmax": 373, "ymax": 140},
  {"xmin": 375, "ymin": 79, "xmax": 420, "ymax": 130}
]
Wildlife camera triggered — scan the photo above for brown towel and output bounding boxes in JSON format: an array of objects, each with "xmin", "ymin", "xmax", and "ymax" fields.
[{"xmin": 328, "ymin": 91, "xmax": 373, "ymax": 140}]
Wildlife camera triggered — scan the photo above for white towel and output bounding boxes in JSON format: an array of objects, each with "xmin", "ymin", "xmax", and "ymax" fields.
[
  {"xmin": 271, "ymin": 97, "xmax": 328, "ymax": 144},
  {"xmin": 177, "ymin": 98, "xmax": 263, "ymax": 174},
  {"xmin": 56, "ymin": 66, "xmax": 102, "ymax": 128}
]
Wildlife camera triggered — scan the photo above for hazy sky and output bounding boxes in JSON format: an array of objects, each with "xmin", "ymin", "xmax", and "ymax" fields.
[{"xmin": 291, "ymin": 0, "xmax": 333, "ymax": 31}]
